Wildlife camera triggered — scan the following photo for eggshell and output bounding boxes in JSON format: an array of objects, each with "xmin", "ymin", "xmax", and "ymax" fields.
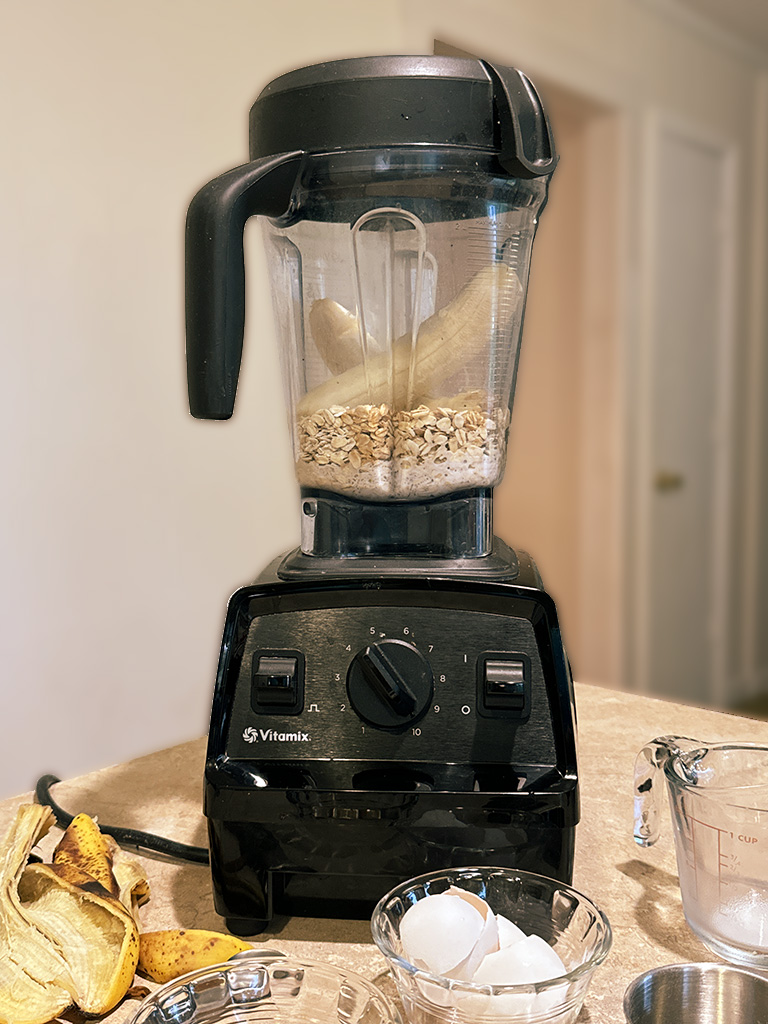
[
  {"xmin": 471, "ymin": 937, "xmax": 568, "ymax": 1018},
  {"xmin": 496, "ymin": 913, "xmax": 527, "ymax": 949},
  {"xmin": 512, "ymin": 934, "xmax": 567, "ymax": 980},
  {"xmin": 530, "ymin": 981, "xmax": 570, "ymax": 1019},
  {"xmin": 479, "ymin": 989, "xmax": 537, "ymax": 1018},
  {"xmin": 472, "ymin": 945, "xmax": 535, "ymax": 988},
  {"xmin": 414, "ymin": 975, "xmax": 456, "ymax": 1009},
  {"xmin": 444, "ymin": 885, "xmax": 491, "ymax": 919},
  {"xmin": 472, "ymin": 935, "xmax": 565, "ymax": 987},
  {"xmin": 450, "ymin": 902, "xmax": 500, "ymax": 980},
  {"xmin": 400, "ymin": 893, "xmax": 486, "ymax": 976}
]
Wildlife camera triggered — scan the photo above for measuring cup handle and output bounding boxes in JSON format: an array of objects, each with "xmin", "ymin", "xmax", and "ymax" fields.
[{"xmin": 633, "ymin": 735, "xmax": 701, "ymax": 847}]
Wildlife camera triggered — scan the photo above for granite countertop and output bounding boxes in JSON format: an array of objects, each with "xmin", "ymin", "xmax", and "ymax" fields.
[{"xmin": 2, "ymin": 681, "xmax": 766, "ymax": 1023}]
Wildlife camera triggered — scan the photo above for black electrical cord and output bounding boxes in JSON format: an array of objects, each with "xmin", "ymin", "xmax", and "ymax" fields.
[{"xmin": 35, "ymin": 774, "xmax": 210, "ymax": 865}]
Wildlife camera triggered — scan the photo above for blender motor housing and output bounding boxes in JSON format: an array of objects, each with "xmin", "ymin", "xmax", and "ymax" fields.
[{"xmin": 206, "ymin": 544, "xmax": 578, "ymax": 934}]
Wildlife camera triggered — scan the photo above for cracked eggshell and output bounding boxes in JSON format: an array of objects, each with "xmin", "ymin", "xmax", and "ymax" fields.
[
  {"xmin": 442, "ymin": 887, "xmax": 500, "ymax": 981},
  {"xmin": 496, "ymin": 913, "xmax": 527, "ymax": 949},
  {"xmin": 399, "ymin": 893, "xmax": 486, "ymax": 977},
  {"xmin": 511, "ymin": 935, "xmax": 567, "ymax": 980},
  {"xmin": 413, "ymin": 975, "xmax": 456, "ymax": 1010},
  {"xmin": 460, "ymin": 988, "xmax": 537, "ymax": 1019},
  {"xmin": 473, "ymin": 934, "xmax": 566, "ymax": 988}
]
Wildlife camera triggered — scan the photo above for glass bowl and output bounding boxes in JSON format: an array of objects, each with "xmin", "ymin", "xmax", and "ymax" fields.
[
  {"xmin": 370, "ymin": 867, "xmax": 612, "ymax": 1024},
  {"xmin": 129, "ymin": 950, "xmax": 402, "ymax": 1024}
]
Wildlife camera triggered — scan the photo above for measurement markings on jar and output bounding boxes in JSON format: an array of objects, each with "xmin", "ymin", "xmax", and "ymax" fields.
[{"xmin": 689, "ymin": 816, "xmax": 755, "ymax": 892}]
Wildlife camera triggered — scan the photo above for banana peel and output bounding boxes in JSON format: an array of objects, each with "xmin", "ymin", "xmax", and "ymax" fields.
[
  {"xmin": 18, "ymin": 861, "xmax": 140, "ymax": 1016},
  {"xmin": 51, "ymin": 810, "xmax": 150, "ymax": 920},
  {"xmin": 112, "ymin": 842, "xmax": 151, "ymax": 920},
  {"xmin": 50, "ymin": 809, "xmax": 118, "ymax": 895},
  {"xmin": 138, "ymin": 928, "xmax": 253, "ymax": 984},
  {"xmin": 0, "ymin": 805, "xmax": 149, "ymax": 1023},
  {"xmin": 0, "ymin": 804, "xmax": 73, "ymax": 1024}
]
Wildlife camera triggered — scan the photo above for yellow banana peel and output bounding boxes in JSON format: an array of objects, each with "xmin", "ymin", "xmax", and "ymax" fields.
[
  {"xmin": 112, "ymin": 840, "xmax": 151, "ymax": 920},
  {"xmin": 19, "ymin": 861, "xmax": 141, "ymax": 1016},
  {"xmin": 0, "ymin": 804, "xmax": 73, "ymax": 1024},
  {"xmin": 0, "ymin": 804, "xmax": 149, "ymax": 1023},
  {"xmin": 138, "ymin": 928, "xmax": 253, "ymax": 984}
]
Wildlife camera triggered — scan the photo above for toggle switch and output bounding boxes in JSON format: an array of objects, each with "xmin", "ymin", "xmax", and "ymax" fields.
[
  {"xmin": 251, "ymin": 649, "xmax": 304, "ymax": 714},
  {"xmin": 477, "ymin": 653, "xmax": 531, "ymax": 719},
  {"xmin": 484, "ymin": 659, "xmax": 525, "ymax": 708}
]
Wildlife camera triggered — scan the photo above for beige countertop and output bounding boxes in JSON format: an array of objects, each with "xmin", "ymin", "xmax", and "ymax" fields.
[{"xmin": 3, "ymin": 681, "xmax": 767, "ymax": 1023}]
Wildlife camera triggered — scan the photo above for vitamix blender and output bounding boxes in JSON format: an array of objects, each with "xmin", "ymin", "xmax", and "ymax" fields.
[{"xmin": 186, "ymin": 55, "xmax": 578, "ymax": 935}]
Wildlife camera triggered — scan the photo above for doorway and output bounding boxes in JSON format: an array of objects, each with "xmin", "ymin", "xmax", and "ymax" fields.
[{"xmin": 629, "ymin": 115, "xmax": 737, "ymax": 706}]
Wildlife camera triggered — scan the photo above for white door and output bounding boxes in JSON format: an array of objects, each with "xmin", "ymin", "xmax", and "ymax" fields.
[{"xmin": 635, "ymin": 118, "xmax": 735, "ymax": 704}]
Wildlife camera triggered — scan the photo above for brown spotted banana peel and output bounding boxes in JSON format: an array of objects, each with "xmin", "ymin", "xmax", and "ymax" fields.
[
  {"xmin": 0, "ymin": 806, "xmax": 149, "ymax": 1022},
  {"xmin": 138, "ymin": 928, "xmax": 253, "ymax": 984},
  {"xmin": 297, "ymin": 263, "xmax": 522, "ymax": 416},
  {"xmin": 50, "ymin": 811, "xmax": 150, "ymax": 921}
]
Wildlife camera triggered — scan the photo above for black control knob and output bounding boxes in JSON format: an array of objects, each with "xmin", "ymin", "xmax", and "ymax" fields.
[{"xmin": 347, "ymin": 639, "xmax": 434, "ymax": 729}]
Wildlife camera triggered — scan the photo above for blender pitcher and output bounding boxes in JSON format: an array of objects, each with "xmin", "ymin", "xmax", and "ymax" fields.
[
  {"xmin": 634, "ymin": 736, "xmax": 768, "ymax": 968},
  {"xmin": 186, "ymin": 56, "xmax": 556, "ymax": 559}
]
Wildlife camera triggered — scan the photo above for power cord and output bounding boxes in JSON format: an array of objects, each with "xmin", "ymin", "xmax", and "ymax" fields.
[{"xmin": 35, "ymin": 774, "xmax": 210, "ymax": 865}]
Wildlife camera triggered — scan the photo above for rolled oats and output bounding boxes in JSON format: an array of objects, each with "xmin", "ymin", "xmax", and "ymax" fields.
[{"xmin": 296, "ymin": 396, "xmax": 511, "ymax": 500}]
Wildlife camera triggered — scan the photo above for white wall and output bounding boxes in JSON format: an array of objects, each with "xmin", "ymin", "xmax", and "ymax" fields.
[{"xmin": 0, "ymin": 0, "xmax": 406, "ymax": 799}]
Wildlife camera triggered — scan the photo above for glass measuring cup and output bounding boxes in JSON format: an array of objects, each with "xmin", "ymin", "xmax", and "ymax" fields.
[{"xmin": 634, "ymin": 736, "xmax": 768, "ymax": 968}]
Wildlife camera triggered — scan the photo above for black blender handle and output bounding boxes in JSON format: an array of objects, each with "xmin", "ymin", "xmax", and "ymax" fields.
[{"xmin": 185, "ymin": 151, "xmax": 303, "ymax": 419}]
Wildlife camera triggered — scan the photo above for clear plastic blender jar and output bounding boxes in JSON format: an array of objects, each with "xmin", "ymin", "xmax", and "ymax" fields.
[{"xmin": 263, "ymin": 149, "xmax": 547, "ymax": 503}]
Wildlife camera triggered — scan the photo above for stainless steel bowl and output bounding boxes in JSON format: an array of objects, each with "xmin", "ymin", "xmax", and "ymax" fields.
[{"xmin": 624, "ymin": 962, "xmax": 768, "ymax": 1023}]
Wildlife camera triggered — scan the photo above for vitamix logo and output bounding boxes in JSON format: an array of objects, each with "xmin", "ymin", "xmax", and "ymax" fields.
[{"xmin": 242, "ymin": 726, "xmax": 310, "ymax": 744}]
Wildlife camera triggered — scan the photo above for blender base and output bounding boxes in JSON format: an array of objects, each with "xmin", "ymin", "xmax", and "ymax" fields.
[
  {"xmin": 203, "ymin": 544, "xmax": 579, "ymax": 931},
  {"xmin": 211, "ymin": 816, "xmax": 577, "ymax": 936}
]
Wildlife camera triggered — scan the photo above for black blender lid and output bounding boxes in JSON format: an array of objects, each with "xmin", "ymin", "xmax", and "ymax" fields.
[{"xmin": 249, "ymin": 54, "xmax": 557, "ymax": 179}]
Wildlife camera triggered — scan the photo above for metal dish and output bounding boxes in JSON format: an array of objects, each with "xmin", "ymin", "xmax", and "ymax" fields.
[{"xmin": 623, "ymin": 962, "xmax": 768, "ymax": 1023}]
